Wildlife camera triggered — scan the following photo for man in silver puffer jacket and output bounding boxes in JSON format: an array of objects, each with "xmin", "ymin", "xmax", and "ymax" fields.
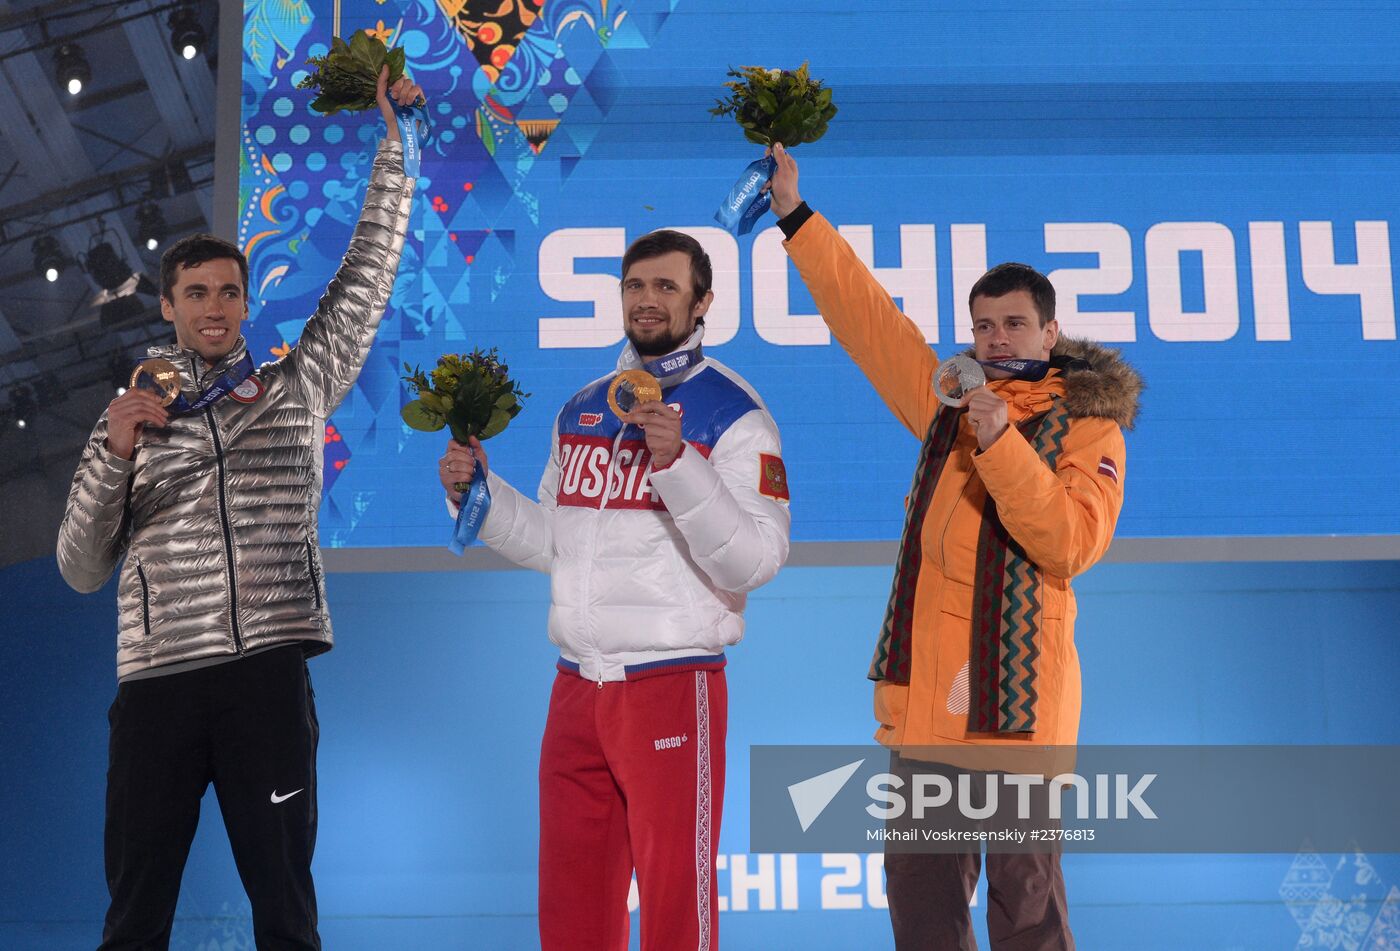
[{"xmin": 56, "ymin": 70, "xmax": 421, "ymax": 950}]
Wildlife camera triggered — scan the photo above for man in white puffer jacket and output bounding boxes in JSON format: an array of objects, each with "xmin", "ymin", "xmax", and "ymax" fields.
[{"xmin": 438, "ymin": 230, "xmax": 790, "ymax": 951}]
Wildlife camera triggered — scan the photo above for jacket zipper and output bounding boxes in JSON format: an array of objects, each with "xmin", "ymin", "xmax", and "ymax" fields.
[
  {"xmin": 205, "ymin": 404, "xmax": 245, "ymax": 653},
  {"xmin": 306, "ymin": 539, "xmax": 322, "ymax": 612},
  {"xmin": 584, "ymin": 424, "xmax": 636, "ymax": 689},
  {"xmin": 135, "ymin": 562, "xmax": 152, "ymax": 638}
]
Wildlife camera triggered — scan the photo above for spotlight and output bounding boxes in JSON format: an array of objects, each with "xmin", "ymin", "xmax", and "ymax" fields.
[
  {"xmin": 33, "ymin": 235, "xmax": 68, "ymax": 282},
  {"xmin": 83, "ymin": 228, "xmax": 158, "ymax": 327},
  {"xmin": 10, "ymin": 385, "xmax": 35, "ymax": 430},
  {"xmin": 168, "ymin": 5, "xmax": 205, "ymax": 60},
  {"xmin": 109, "ymin": 352, "xmax": 132, "ymax": 392},
  {"xmin": 86, "ymin": 240, "xmax": 134, "ymax": 292},
  {"xmin": 55, "ymin": 43, "xmax": 90, "ymax": 96},
  {"xmin": 136, "ymin": 201, "xmax": 167, "ymax": 251}
]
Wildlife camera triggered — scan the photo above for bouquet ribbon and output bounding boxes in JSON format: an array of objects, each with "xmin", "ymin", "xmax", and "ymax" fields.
[
  {"xmin": 449, "ymin": 454, "xmax": 491, "ymax": 555},
  {"xmin": 714, "ymin": 155, "xmax": 776, "ymax": 236},
  {"xmin": 393, "ymin": 103, "xmax": 432, "ymax": 178}
]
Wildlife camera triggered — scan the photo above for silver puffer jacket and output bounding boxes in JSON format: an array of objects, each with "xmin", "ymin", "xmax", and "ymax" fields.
[{"xmin": 57, "ymin": 140, "xmax": 414, "ymax": 679}]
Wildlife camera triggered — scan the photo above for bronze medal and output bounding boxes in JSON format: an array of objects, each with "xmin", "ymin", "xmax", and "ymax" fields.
[
  {"xmin": 129, "ymin": 358, "xmax": 183, "ymax": 407},
  {"xmin": 607, "ymin": 369, "xmax": 662, "ymax": 419}
]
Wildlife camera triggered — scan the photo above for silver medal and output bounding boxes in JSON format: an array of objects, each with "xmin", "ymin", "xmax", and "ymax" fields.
[{"xmin": 933, "ymin": 354, "xmax": 986, "ymax": 407}]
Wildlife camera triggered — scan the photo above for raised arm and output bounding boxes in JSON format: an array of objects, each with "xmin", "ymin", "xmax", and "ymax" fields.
[
  {"xmin": 770, "ymin": 143, "xmax": 939, "ymax": 438},
  {"xmin": 285, "ymin": 69, "xmax": 423, "ymax": 417}
]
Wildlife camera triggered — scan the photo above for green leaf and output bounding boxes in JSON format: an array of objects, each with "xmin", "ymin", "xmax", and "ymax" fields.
[
  {"xmin": 494, "ymin": 392, "xmax": 517, "ymax": 410},
  {"xmin": 420, "ymin": 391, "xmax": 452, "ymax": 414},
  {"xmin": 387, "ymin": 46, "xmax": 406, "ymax": 80},
  {"xmin": 401, "ymin": 400, "xmax": 445, "ymax": 432},
  {"xmin": 754, "ymin": 88, "xmax": 778, "ymax": 115},
  {"xmin": 816, "ymin": 87, "xmax": 833, "ymax": 109},
  {"xmin": 743, "ymin": 128, "xmax": 771, "ymax": 145},
  {"xmin": 480, "ymin": 407, "xmax": 511, "ymax": 440},
  {"xmin": 349, "ymin": 30, "xmax": 377, "ymax": 66},
  {"xmin": 773, "ymin": 101, "xmax": 804, "ymax": 131}
]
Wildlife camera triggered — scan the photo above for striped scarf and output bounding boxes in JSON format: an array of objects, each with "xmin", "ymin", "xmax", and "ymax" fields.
[{"xmin": 869, "ymin": 399, "xmax": 1071, "ymax": 733}]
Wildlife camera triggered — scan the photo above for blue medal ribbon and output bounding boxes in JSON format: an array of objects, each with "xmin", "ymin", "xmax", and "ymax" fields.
[
  {"xmin": 638, "ymin": 344, "xmax": 703, "ymax": 383},
  {"xmin": 978, "ymin": 357, "xmax": 1052, "ymax": 381},
  {"xmin": 393, "ymin": 103, "xmax": 432, "ymax": 179},
  {"xmin": 448, "ymin": 452, "xmax": 491, "ymax": 555},
  {"xmin": 137, "ymin": 353, "xmax": 255, "ymax": 417},
  {"xmin": 714, "ymin": 155, "xmax": 776, "ymax": 236}
]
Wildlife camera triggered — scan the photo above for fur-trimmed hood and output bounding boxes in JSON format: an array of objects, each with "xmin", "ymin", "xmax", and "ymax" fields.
[{"xmin": 1051, "ymin": 337, "xmax": 1143, "ymax": 430}]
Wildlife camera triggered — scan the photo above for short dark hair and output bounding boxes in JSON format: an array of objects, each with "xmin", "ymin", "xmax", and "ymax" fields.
[
  {"xmin": 968, "ymin": 262, "xmax": 1055, "ymax": 326},
  {"xmin": 621, "ymin": 229, "xmax": 713, "ymax": 303},
  {"xmin": 160, "ymin": 234, "xmax": 249, "ymax": 302}
]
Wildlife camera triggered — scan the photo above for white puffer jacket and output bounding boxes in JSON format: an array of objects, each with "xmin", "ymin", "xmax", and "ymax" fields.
[{"xmin": 456, "ymin": 329, "xmax": 791, "ymax": 682}]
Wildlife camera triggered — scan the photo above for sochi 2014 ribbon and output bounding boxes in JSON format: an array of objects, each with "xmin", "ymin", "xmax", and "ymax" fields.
[
  {"xmin": 394, "ymin": 103, "xmax": 432, "ymax": 179},
  {"xmin": 714, "ymin": 155, "xmax": 776, "ymax": 236},
  {"xmin": 449, "ymin": 456, "xmax": 491, "ymax": 555},
  {"xmin": 934, "ymin": 355, "xmax": 1060, "ymax": 407}
]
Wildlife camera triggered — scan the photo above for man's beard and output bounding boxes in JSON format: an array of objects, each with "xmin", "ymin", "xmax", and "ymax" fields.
[{"xmin": 626, "ymin": 323, "xmax": 689, "ymax": 359}]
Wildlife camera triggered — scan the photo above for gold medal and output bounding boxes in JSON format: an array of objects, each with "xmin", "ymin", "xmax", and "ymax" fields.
[
  {"xmin": 607, "ymin": 369, "xmax": 662, "ymax": 419},
  {"xmin": 129, "ymin": 358, "xmax": 183, "ymax": 407}
]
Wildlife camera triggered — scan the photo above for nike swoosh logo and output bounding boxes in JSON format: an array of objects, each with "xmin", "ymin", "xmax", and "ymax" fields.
[{"xmin": 270, "ymin": 788, "xmax": 304, "ymax": 804}]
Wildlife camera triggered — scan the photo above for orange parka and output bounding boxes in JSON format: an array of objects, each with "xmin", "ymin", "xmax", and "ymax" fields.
[{"xmin": 785, "ymin": 212, "xmax": 1142, "ymax": 753}]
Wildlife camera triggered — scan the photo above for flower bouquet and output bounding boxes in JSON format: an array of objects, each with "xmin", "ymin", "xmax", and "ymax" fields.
[
  {"xmin": 711, "ymin": 62, "xmax": 837, "ymax": 234},
  {"xmin": 297, "ymin": 30, "xmax": 411, "ymax": 115},
  {"xmin": 402, "ymin": 348, "xmax": 528, "ymax": 553},
  {"xmin": 709, "ymin": 62, "xmax": 837, "ymax": 147}
]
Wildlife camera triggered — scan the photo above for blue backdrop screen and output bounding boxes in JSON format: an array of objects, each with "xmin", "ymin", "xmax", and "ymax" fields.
[{"xmin": 238, "ymin": 0, "xmax": 1400, "ymax": 547}]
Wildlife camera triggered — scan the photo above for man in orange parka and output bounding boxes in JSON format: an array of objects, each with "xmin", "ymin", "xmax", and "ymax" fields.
[{"xmin": 767, "ymin": 143, "xmax": 1142, "ymax": 950}]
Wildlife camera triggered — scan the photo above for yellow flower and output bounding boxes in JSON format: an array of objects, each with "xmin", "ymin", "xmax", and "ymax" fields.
[{"xmin": 366, "ymin": 20, "xmax": 394, "ymax": 42}]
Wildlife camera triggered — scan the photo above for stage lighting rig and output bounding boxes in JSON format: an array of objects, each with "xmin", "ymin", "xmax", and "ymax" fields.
[
  {"xmin": 32, "ymin": 235, "xmax": 69, "ymax": 283},
  {"xmin": 55, "ymin": 43, "xmax": 90, "ymax": 96},
  {"xmin": 109, "ymin": 352, "xmax": 132, "ymax": 393},
  {"xmin": 82, "ymin": 231, "xmax": 158, "ymax": 328},
  {"xmin": 136, "ymin": 201, "xmax": 168, "ymax": 252},
  {"xmin": 168, "ymin": 4, "xmax": 205, "ymax": 61},
  {"xmin": 9, "ymin": 385, "xmax": 35, "ymax": 431},
  {"xmin": 86, "ymin": 240, "xmax": 133, "ymax": 292}
]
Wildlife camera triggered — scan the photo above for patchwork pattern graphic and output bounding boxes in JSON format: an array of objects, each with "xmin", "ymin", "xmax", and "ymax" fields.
[{"xmin": 240, "ymin": 0, "xmax": 682, "ymax": 545}]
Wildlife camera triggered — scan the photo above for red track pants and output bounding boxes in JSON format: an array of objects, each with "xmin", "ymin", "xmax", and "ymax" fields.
[{"xmin": 539, "ymin": 666, "xmax": 727, "ymax": 951}]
